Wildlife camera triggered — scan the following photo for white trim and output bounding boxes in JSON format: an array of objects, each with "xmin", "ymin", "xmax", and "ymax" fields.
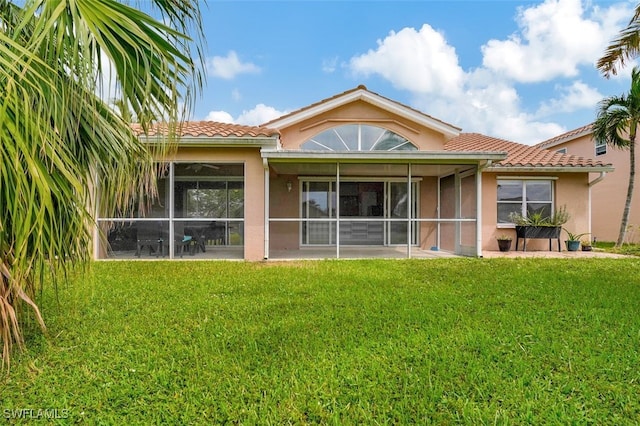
[
  {"xmin": 497, "ymin": 175, "xmax": 559, "ymax": 180},
  {"xmin": 489, "ymin": 166, "xmax": 614, "ymax": 173},
  {"xmin": 537, "ymin": 127, "xmax": 592, "ymax": 150},
  {"xmin": 142, "ymin": 136, "xmax": 278, "ymax": 149},
  {"xmin": 169, "ymin": 162, "xmax": 175, "ymax": 259},
  {"xmin": 262, "ymin": 149, "xmax": 506, "ymax": 163},
  {"xmin": 476, "ymin": 166, "xmax": 483, "ymax": 257},
  {"xmin": 298, "ymin": 176, "xmax": 422, "ymax": 182},
  {"xmin": 265, "ymin": 88, "xmax": 461, "ymax": 139},
  {"xmin": 263, "ymin": 159, "xmax": 270, "ymax": 260},
  {"xmin": 336, "ymin": 163, "xmax": 340, "ymax": 258},
  {"xmin": 407, "ymin": 163, "xmax": 412, "ymax": 258}
]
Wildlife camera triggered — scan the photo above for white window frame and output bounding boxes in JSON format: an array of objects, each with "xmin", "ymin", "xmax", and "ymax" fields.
[
  {"xmin": 595, "ymin": 140, "xmax": 606, "ymax": 156},
  {"xmin": 496, "ymin": 177, "xmax": 556, "ymax": 227}
]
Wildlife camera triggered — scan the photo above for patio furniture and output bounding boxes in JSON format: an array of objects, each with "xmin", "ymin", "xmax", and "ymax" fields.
[{"xmin": 136, "ymin": 221, "xmax": 163, "ymax": 257}]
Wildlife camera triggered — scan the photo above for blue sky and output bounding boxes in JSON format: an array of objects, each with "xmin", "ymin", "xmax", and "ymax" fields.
[{"xmin": 197, "ymin": 0, "xmax": 636, "ymax": 144}]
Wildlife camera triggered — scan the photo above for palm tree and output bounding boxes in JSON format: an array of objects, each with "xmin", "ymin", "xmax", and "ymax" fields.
[
  {"xmin": 0, "ymin": 0, "xmax": 204, "ymax": 366},
  {"xmin": 593, "ymin": 66, "xmax": 640, "ymax": 247},
  {"xmin": 598, "ymin": 3, "xmax": 640, "ymax": 77}
]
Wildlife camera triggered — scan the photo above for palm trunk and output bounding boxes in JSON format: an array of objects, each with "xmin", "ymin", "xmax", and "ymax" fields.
[{"xmin": 617, "ymin": 133, "xmax": 636, "ymax": 246}]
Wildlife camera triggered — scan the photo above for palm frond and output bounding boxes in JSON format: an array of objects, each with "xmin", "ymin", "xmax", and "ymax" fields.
[
  {"xmin": 0, "ymin": 0, "xmax": 204, "ymax": 368},
  {"xmin": 598, "ymin": 4, "xmax": 640, "ymax": 77}
]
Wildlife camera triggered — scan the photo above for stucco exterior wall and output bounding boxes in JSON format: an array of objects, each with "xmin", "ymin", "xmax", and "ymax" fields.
[
  {"xmin": 548, "ymin": 135, "xmax": 639, "ymax": 242},
  {"xmin": 269, "ymin": 174, "xmax": 300, "ymax": 251},
  {"xmin": 481, "ymin": 171, "xmax": 590, "ymax": 251}
]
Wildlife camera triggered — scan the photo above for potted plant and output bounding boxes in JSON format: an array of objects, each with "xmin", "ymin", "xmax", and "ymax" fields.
[
  {"xmin": 496, "ymin": 235, "xmax": 512, "ymax": 252},
  {"xmin": 563, "ymin": 229, "xmax": 589, "ymax": 251},
  {"xmin": 581, "ymin": 238, "xmax": 593, "ymax": 251},
  {"xmin": 509, "ymin": 206, "xmax": 569, "ymax": 251}
]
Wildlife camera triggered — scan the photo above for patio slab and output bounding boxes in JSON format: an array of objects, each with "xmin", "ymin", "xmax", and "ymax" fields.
[{"xmin": 482, "ymin": 249, "xmax": 628, "ymax": 258}]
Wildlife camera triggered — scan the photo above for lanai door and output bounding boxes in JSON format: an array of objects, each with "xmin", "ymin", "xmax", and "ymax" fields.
[{"xmin": 301, "ymin": 179, "xmax": 418, "ymax": 246}]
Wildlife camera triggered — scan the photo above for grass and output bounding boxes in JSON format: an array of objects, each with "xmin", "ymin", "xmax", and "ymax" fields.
[
  {"xmin": 2, "ymin": 259, "xmax": 640, "ymax": 423},
  {"xmin": 594, "ymin": 241, "xmax": 640, "ymax": 256}
]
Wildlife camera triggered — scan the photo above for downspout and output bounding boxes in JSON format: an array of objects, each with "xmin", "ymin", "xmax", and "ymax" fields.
[
  {"xmin": 587, "ymin": 172, "xmax": 607, "ymax": 241},
  {"xmin": 588, "ymin": 171, "xmax": 606, "ymax": 187},
  {"xmin": 263, "ymin": 158, "xmax": 270, "ymax": 260}
]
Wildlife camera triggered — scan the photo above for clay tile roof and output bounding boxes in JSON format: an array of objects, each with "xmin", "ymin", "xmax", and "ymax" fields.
[
  {"xmin": 445, "ymin": 132, "xmax": 610, "ymax": 168},
  {"xmin": 536, "ymin": 123, "xmax": 593, "ymax": 149},
  {"xmin": 131, "ymin": 121, "xmax": 280, "ymax": 138}
]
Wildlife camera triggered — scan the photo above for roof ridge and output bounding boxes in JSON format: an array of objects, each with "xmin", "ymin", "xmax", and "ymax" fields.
[{"xmin": 536, "ymin": 123, "xmax": 593, "ymax": 149}]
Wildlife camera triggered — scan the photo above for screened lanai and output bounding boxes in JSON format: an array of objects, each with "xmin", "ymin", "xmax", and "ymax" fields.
[
  {"xmin": 95, "ymin": 162, "xmax": 246, "ymax": 260},
  {"xmin": 262, "ymin": 124, "xmax": 505, "ymax": 259}
]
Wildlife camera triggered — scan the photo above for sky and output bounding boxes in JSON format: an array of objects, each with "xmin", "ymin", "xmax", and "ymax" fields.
[{"xmin": 195, "ymin": 0, "xmax": 637, "ymax": 145}]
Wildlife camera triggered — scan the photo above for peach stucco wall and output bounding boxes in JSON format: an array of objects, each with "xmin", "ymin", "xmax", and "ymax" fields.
[
  {"xmin": 278, "ymin": 101, "xmax": 448, "ymax": 151},
  {"xmin": 481, "ymin": 171, "xmax": 590, "ymax": 251},
  {"xmin": 166, "ymin": 147, "xmax": 266, "ymax": 260},
  {"xmin": 549, "ymin": 135, "xmax": 639, "ymax": 242}
]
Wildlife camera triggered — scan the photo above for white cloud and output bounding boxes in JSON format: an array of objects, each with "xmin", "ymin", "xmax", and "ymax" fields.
[
  {"xmin": 414, "ymin": 80, "xmax": 563, "ymax": 144},
  {"xmin": 346, "ymin": 1, "xmax": 633, "ymax": 145},
  {"xmin": 350, "ymin": 24, "xmax": 465, "ymax": 96},
  {"xmin": 204, "ymin": 110, "xmax": 234, "ymax": 123},
  {"xmin": 481, "ymin": 0, "xmax": 630, "ymax": 82},
  {"xmin": 231, "ymin": 89, "xmax": 242, "ymax": 101},
  {"xmin": 322, "ymin": 57, "xmax": 339, "ymax": 73},
  {"xmin": 207, "ymin": 51, "xmax": 261, "ymax": 80},
  {"xmin": 203, "ymin": 104, "xmax": 287, "ymax": 126},
  {"xmin": 237, "ymin": 104, "xmax": 287, "ymax": 126},
  {"xmin": 536, "ymin": 81, "xmax": 603, "ymax": 117}
]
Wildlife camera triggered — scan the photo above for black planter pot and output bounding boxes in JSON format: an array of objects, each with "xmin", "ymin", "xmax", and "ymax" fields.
[
  {"xmin": 515, "ymin": 225, "xmax": 561, "ymax": 239},
  {"xmin": 497, "ymin": 239, "xmax": 512, "ymax": 252}
]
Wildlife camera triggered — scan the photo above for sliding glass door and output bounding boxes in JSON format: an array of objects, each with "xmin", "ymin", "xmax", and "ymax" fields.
[{"xmin": 300, "ymin": 179, "xmax": 418, "ymax": 246}]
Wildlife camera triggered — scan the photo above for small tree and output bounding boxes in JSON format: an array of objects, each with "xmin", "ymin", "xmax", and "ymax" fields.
[{"xmin": 593, "ymin": 66, "xmax": 640, "ymax": 246}]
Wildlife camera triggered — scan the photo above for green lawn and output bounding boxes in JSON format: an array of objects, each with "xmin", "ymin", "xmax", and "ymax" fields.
[
  {"xmin": 2, "ymin": 259, "xmax": 640, "ymax": 424},
  {"xmin": 595, "ymin": 241, "xmax": 640, "ymax": 256}
]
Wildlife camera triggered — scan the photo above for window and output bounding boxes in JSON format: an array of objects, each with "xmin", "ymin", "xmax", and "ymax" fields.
[
  {"xmin": 300, "ymin": 124, "xmax": 417, "ymax": 151},
  {"xmin": 595, "ymin": 140, "xmax": 606, "ymax": 156},
  {"xmin": 497, "ymin": 179, "xmax": 553, "ymax": 224},
  {"xmin": 556, "ymin": 148, "xmax": 567, "ymax": 154}
]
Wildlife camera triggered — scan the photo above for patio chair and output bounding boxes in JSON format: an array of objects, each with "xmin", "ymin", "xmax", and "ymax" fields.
[
  {"xmin": 207, "ymin": 222, "xmax": 226, "ymax": 245},
  {"xmin": 136, "ymin": 221, "xmax": 162, "ymax": 257}
]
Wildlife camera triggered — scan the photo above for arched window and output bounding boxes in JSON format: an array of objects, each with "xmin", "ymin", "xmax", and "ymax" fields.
[{"xmin": 300, "ymin": 124, "xmax": 417, "ymax": 151}]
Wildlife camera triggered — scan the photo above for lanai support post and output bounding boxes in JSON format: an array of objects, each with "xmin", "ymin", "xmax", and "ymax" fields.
[
  {"xmin": 263, "ymin": 158, "xmax": 270, "ymax": 260},
  {"xmin": 407, "ymin": 163, "xmax": 412, "ymax": 258},
  {"xmin": 476, "ymin": 164, "xmax": 483, "ymax": 257}
]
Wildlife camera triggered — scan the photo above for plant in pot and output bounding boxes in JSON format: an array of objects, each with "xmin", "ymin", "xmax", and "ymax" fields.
[
  {"xmin": 581, "ymin": 238, "xmax": 593, "ymax": 251},
  {"xmin": 496, "ymin": 235, "xmax": 512, "ymax": 252},
  {"xmin": 508, "ymin": 206, "xmax": 569, "ymax": 251},
  {"xmin": 563, "ymin": 229, "xmax": 589, "ymax": 251}
]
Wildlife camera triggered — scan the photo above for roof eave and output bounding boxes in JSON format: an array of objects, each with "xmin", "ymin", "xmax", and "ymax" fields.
[
  {"xmin": 537, "ymin": 127, "xmax": 593, "ymax": 150},
  {"xmin": 265, "ymin": 89, "xmax": 461, "ymax": 139},
  {"xmin": 487, "ymin": 165, "xmax": 614, "ymax": 173},
  {"xmin": 140, "ymin": 135, "xmax": 280, "ymax": 148},
  {"xmin": 261, "ymin": 149, "xmax": 506, "ymax": 163}
]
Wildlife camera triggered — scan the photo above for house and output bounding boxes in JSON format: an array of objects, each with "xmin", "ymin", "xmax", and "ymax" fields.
[
  {"xmin": 95, "ymin": 86, "xmax": 613, "ymax": 260},
  {"xmin": 537, "ymin": 124, "xmax": 638, "ymax": 243}
]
